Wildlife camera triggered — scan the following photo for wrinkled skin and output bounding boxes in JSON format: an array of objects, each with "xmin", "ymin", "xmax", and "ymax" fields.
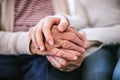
[{"xmin": 45, "ymin": 26, "xmax": 86, "ymax": 72}]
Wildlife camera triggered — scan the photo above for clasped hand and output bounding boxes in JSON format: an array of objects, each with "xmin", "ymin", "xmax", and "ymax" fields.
[{"xmin": 29, "ymin": 15, "xmax": 86, "ymax": 72}]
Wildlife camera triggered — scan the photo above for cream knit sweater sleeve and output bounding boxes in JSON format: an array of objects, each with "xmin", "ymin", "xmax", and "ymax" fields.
[
  {"xmin": 81, "ymin": 25, "xmax": 120, "ymax": 57},
  {"xmin": 0, "ymin": 31, "xmax": 32, "ymax": 55},
  {"xmin": 82, "ymin": 25, "xmax": 120, "ymax": 45}
]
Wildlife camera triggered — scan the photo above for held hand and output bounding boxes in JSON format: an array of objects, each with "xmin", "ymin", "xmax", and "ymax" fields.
[
  {"xmin": 45, "ymin": 26, "xmax": 86, "ymax": 52},
  {"xmin": 30, "ymin": 42, "xmax": 80, "ymax": 60},
  {"xmin": 44, "ymin": 26, "xmax": 86, "ymax": 60},
  {"xmin": 45, "ymin": 27, "xmax": 86, "ymax": 70},
  {"xmin": 47, "ymin": 50, "xmax": 85, "ymax": 72},
  {"xmin": 29, "ymin": 15, "xmax": 69, "ymax": 51},
  {"xmin": 30, "ymin": 26, "xmax": 86, "ymax": 60}
]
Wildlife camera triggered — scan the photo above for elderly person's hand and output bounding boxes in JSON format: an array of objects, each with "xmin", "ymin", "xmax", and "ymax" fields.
[
  {"xmin": 30, "ymin": 26, "xmax": 86, "ymax": 61},
  {"xmin": 47, "ymin": 53, "xmax": 84, "ymax": 72},
  {"xmin": 45, "ymin": 26, "xmax": 86, "ymax": 53},
  {"xmin": 45, "ymin": 27, "xmax": 86, "ymax": 71},
  {"xmin": 29, "ymin": 15, "xmax": 69, "ymax": 51}
]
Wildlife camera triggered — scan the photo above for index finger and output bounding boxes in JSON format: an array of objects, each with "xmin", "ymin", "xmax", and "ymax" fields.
[
  {"xmin": 61, "ymin": 32, "xmax": 85, "ymax": 48},
  {"xmin": 67, "ymin": 27, "xmax": 85, "ymax": 41},
  {"xmin": 42, "ymin": 16, "xmax": 60, "ymax": 44},
  {"xmin": 49, "ymin": 48, "xmax": 78, "ymax": 61}
]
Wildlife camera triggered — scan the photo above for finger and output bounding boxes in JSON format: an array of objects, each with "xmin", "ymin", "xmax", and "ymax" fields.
[
  {"xmin": 59, "ymin": 40, "xmax": 85, "ymax": 53},
  {"xmin": 63, "ymin": 49, "xmax": 82, "ymax": 58},
  {"xmin": 46, "ymin": 56, "xmax": 62, "ymax": 69},
  {"xmin": 42, "ymin": 16, "xmax": 60, "ymax": 45},
  {"xmin": 28, "ymin": 27, "xmax": 33, "ymax": 40},
  {"xmin": 31, "ymin": 28, "xmax": 38, "ymax": 49},
  {"xmin": 54, "ymin": 56, "xmax": 67, "ymax": 68},
  {"xmin": 61, "ymin": 32, "xmax": 85, "ymax": 48},
  {"xmin": 35, "ymin": 21, "xmax": 45, "ymax": 51},
  {"xmin": 49, "ymin": 48, "xmax": 78, "ymax": 60},
  {"xmin": 42, "ymin": 19, "xmax": 54, "ymax": 45},
  {"xmin": 57, "ymin": 16, "xmax": 69, "ymax": 32},
  {"xmin": 45, "ymin": 41, "xmax": 60, "ymax": 51},
  {"xmin": 67, "ymin": 27, "xmax": 86, "ymax": 42},
  {"xmin": 46, "ymin": 56, "xmax": 58, "ymax": 68}
]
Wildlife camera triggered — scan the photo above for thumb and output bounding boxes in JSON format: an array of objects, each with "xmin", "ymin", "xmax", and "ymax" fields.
[
  {"xmin": 57, "ymin": 16, "xmax": 69, "ymax": 32},
  {"xmin": 57, "ymin": 21, "xmax": 68, "ymax": 32}
]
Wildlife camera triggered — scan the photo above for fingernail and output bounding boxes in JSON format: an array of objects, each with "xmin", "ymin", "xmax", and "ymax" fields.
[
  {"xmin": 73, "ymin": 56, "xmax": 78, "ymax": 60},
  {"xmin": 48, "ymin": 40, "xmax": 54, "ymax": 45},
  {"xmin": 58, "ymin": 26, "xmax": 64, "ymax": 31},
  {"xmin": 82, "ymin": 49, "xmax": 85, "ymax": 52}
]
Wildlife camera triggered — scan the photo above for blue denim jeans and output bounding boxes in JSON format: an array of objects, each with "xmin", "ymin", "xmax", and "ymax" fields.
[
  {"xmin": 113, "ymin": 46, "xmax": 120, "ymax": 80},
  {"xmin": 79, "ymin": 45, "xmax": 120, "ymax": 80},
  {"xmin": 0, "ymin": 45, "xmax": 120, "ymax": 80},
  {"xmin": 0, "ymin": 55, "xmax": 82, "ymax": 80}
]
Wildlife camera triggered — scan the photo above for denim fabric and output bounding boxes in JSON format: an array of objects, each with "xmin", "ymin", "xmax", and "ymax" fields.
[
  {"xmin": 113, "ymin": 46, "xmax": 120, "ymax": 80},
  {"xmin": 0, "ymin": 55, "xmax": 82, "ymax": 80},
  {"xmin": 0, "ymin": 45, "xmax": 120, "ymax": 80},
  {"xmin": 79, "ymin": 45, "xmax": 118, "ymax": 80}
]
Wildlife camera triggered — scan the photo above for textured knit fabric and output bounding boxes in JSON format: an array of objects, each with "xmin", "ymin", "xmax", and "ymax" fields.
[{"xmin": 14, "ymin": 0, "xmax": 54, "ymax": 32}]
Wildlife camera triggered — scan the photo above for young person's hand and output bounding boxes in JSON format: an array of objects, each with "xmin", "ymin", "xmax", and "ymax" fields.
[{"xmin": 29, "ymin": 15, "xmax": 69, "ymax": 51}]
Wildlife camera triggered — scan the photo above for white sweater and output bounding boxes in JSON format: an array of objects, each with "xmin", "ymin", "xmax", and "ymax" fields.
[{"xmin": 0, "ymin": 0, "xmax": 120, "ymax": 55}]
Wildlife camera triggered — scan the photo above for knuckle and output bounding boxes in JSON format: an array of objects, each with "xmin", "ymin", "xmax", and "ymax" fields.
[
  {"xmin": 54, "ymin": 49, "xmax": 61, "ymax": 56},
  {"xmin": 68, "ymin": 33, "xmax": 76, "ymax": 41},
  {"xmin": 79, "ymin": 48, "xmax": 85, "ymax": 53},
  {"xmin": 61, "ymin": 21, "xmax": 68, "ymax": 26},
  {"xmin": 53, "ymin": 49, "xmax": 66, "ymax": 59},
  {"xmin": 62, "ymin": 40, "xmax": 72, "ymax": 48},
  {"xmin": 38, "ymin": 41, "xmax": 43, "ymax": 46},
  {"xmin": 62, "ymin": 62, "xmax": 67, "ymax": 67}
]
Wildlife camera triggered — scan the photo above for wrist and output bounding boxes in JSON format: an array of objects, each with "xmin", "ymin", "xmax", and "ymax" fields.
[{"xmin": 86, "ymin": 40, "xmax": 102, "ymax": 48}]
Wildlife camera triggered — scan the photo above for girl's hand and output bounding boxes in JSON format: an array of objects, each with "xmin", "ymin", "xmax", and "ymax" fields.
[{"xmin": 29, "ymin": 15, "xmax": 69, "ymax": 51}]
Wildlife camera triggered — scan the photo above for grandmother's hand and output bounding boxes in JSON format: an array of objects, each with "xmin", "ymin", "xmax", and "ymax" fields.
[
  {"xmin": 45, "ymin": 26, "xmax": 86, "ymax": 70},
  {"xmin": 47, "ymin": 50, "xmax": 85, "ymax": 72}
]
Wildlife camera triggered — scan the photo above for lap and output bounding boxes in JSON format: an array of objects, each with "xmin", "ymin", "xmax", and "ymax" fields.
[
  {"xmin": 0, "ymin": 55, "xmax": 42, "ymax": 80},
  {"xmin": 79, "ymin": 46, "xmax": 117, "ymax": 80},
  {"xmin": 113, "ymin": 46, "xmax": 120, "ymax": 80},
  {"xmin": 0, "ymin": 45, "xmax": 118, "ymax": 80},
  {"xmin": 22, "ymin": 56, "xmax": 82, "ymax": 80},
  {"xmin": 0, "ymin": 55, "xmax": 82, "ymax": 80}
]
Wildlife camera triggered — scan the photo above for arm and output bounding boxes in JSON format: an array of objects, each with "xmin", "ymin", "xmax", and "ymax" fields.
[
  {"xmin": 80, "ymin": 25, "xmax": 120, "ymax": 57},
  {"xmin": 82, "ymin": 25, "xmax": 120, "ymax": 45},
  {"xmin": 0, "ymin": 31, "xmax": 31, "ymax": 55}
]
